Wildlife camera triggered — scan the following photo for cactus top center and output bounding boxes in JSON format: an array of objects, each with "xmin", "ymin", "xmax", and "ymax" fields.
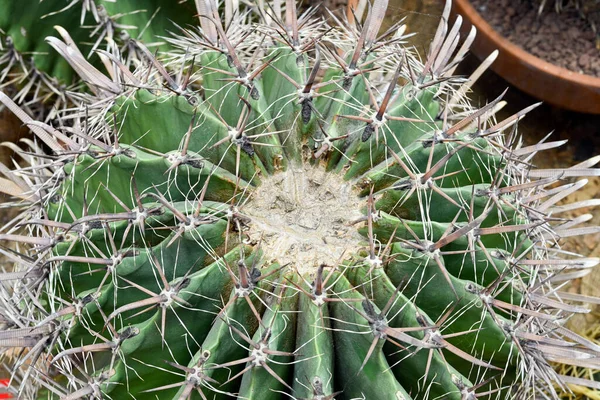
[{"xmin": 242, "ymin": 164, "xmax": 364, "ymax": 275}]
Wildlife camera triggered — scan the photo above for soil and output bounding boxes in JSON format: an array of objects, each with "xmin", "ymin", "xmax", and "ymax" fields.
[{"xmin": 471, "ymin": 0, "xmax": 600, "ymax": 77}]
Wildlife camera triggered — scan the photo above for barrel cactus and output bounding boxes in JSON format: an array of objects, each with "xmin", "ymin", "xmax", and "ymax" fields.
[
  {"xmin": 0, "ymin": 0, "xmax": 195, "ymax": 115},
  {"xmin": 1, "ymin": 0, "xmax": 600, "ymax": 399}
]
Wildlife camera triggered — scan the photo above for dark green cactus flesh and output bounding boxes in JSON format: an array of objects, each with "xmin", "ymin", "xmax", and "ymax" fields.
[{"xmin": 2, "ymin": 1, "xmax": 600, "ymax": 399}]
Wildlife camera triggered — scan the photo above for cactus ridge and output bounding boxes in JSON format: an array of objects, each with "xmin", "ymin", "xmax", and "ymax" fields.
[{"xmin": 2, "ymin": 0, "xmax": 600, "ymax": 399}]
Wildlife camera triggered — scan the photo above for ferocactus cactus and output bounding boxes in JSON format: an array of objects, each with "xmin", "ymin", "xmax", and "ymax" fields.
[
  {"xmin": 2, "ymin": 0, "xmax": 600, "ymax": 398},
  {"xmin": 0, "ymin": 0, "xmax": 195, "ymax": 115}
]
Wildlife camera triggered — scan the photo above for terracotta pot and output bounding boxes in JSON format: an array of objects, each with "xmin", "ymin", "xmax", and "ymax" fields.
[{"xmin": 452, "ymin": 0, "xmax": 600, "ymax": 114}]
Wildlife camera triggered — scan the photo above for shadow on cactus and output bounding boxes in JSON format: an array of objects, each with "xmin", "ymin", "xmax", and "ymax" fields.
[{"xmin": 1, "ymin": 0, "xmax": 600, "ymax": 399}]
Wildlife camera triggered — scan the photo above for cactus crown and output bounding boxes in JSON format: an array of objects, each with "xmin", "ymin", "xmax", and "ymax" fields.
[{"xmin": 1, "ymin": 0, "xmax": 600, "ymax": 399}]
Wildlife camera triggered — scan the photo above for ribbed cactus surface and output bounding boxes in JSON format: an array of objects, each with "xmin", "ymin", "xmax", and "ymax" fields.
[{"xmin": 1, "ymin": 1, "xmax": 600, "ymax": 399}]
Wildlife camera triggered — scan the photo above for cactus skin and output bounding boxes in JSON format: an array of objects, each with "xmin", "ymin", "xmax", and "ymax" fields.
[{"xmin": 2, "ymin": 0, "xmax": 600, "ymax": 399}]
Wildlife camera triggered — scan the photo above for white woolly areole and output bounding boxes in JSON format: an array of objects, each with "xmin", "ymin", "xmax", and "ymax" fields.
[{"xmin": 242, "ymin": 164, "xmax": 364, "ymax": 275}]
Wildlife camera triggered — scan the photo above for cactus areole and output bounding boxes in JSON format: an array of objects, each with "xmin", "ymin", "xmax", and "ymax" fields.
[{"xmin": 2, "ymin": 0, "xmax": 600, "ymax": 399}]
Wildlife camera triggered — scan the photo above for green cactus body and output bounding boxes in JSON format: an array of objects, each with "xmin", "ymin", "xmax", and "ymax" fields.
[{"xmin": 2, "ymin": 1, "xmax": 600, "ymax": 399}]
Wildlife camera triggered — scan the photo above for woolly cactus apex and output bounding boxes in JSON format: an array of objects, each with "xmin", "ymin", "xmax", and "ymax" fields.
[
  {"xmin": 0, "ymin": 0, "xmax": 196, "ymax": 115},
  {"xmin": 2, "ymin": 0, "xmax": 600, "ymax": 399}
]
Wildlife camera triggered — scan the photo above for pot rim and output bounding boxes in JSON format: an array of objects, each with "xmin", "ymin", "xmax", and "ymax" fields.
[{"xmin": 453, "ymin": 0, "xmax": 600, "ymax": 113}]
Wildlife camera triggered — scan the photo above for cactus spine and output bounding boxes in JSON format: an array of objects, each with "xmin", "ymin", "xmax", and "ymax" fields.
[{"xmin": 1, "ymin": 0, "xmax": 600, "ymax": 399}]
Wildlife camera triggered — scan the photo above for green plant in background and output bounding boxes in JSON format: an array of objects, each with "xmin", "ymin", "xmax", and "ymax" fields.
[
  {"xmin": 1, "ymin": 0, "xmax": 600, "ymax": 399},
  {"xmin": 0, "ymin": 0, "xmax": 196, "ymax": 116}
]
